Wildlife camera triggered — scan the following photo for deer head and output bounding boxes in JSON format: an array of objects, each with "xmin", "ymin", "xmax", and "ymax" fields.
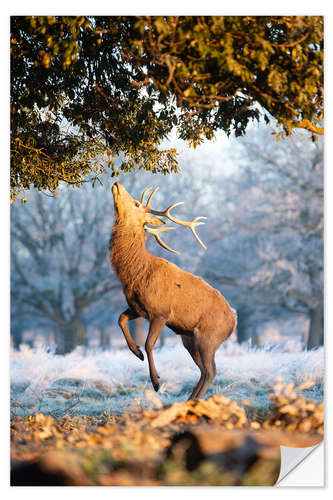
[{"xmin": 112, "ymin": 182, "xmax": 207, "ymax": 254}]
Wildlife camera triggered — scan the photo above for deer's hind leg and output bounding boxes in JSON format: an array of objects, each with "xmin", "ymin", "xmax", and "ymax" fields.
[
  {"xmin": 192, "ymin": 327, "xmax": 221, "ymax": 399},
  {"xmin": 181, "ymin": 335, "xmax": 206, "ymax": 400}
]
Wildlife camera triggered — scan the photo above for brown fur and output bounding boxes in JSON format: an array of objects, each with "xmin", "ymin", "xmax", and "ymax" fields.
[{"xmin": 110, "ymin": 182, "xmax": 237, "ymax": 399}]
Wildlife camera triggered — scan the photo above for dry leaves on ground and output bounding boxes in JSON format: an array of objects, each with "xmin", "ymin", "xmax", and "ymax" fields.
[{"xmin": 11, "ymin": 383, "xmax": 323, "ymax": 486}]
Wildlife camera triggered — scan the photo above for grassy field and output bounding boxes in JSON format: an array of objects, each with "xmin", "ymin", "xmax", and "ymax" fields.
[{"xmin": 10, "ymin": 341, "xmax": 324, "ymax": 419}]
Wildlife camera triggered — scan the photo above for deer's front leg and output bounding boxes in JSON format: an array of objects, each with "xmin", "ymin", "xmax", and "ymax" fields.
[
  {"xmin": 118, "ymin": 308, "xmax": 144, "ymax": 361},
  {"xmin": 145, "ymin": 317, "xmax": 166, "ymax": 392}
]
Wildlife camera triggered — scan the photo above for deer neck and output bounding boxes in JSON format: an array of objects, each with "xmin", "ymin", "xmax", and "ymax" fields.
[{"xmin": 110, "ymin": 222, "xmax": 151, "ymax": 288}]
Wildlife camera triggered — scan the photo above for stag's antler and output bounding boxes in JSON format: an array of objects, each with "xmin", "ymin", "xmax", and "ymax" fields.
[
  {"xmin": 149, "ymin": 203, "xmax": 207, "ymax": 250},
  {"xmin": 144, "ymin": 226, "xmax": 179, "ymax": 254},
  {"xmin": 141, "ymin": 186, "xmax": 207, "ymax": 253}
]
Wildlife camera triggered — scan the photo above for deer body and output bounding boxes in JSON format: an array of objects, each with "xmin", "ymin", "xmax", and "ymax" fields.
[{"xmin": 110, "ymin": 182, "xmax": 237, "ymax": 399}]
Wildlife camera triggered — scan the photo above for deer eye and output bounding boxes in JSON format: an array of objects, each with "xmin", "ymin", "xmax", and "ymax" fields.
[{"xmin": 134, "ymin": 201, "xmax": 140, "ymax": 208}]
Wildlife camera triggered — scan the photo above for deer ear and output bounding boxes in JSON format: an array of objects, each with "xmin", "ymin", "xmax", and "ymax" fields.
[{"xmin": 144, "ymin": 215, "xmax": 165, "ymax": 227}]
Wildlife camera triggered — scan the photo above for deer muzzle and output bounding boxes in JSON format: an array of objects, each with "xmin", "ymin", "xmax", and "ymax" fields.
[{"xmin": 112, "ymin": 181, "xmax": 121, "ymax": 195}]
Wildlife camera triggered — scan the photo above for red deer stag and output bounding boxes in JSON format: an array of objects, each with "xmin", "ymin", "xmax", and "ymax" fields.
[{"xmin": 110, "ymin": 182, "xmax": 237, "ymax": 400}]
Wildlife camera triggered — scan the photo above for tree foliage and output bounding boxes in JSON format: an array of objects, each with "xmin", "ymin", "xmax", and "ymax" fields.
[{"xmin": 11, "ymin": 15, "xmax": 323, "ymax": 200}]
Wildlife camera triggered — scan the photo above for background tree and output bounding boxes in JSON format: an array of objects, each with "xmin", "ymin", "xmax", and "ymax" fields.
[
  {"xmin": 11, "ymin": 183, "xmax": 121, "ymax": 353},
  {"xmin": 235, "ymin": 129, "xmax": 323, "ymax": 349},
  {"xmin": 198, "ymin": 127, "xmax": 323, "ymax": 347},
  {"xmin": 11, "ymin": 15, "xmax": 323, "ymax": 200}
]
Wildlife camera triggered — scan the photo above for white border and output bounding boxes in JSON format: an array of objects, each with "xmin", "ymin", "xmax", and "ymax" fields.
[{"xmin": 3, "ymin": 2, "xmax": 330, "ymax": 496}]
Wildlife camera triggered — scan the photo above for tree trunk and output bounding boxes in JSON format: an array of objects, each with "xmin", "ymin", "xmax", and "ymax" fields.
[
  {"xmin": 55, "ymin": 320, "xmax": 87, "ymax": 354},
  {"xmin": 236, "ymin": 307, "xmax": 251, "ymax": 344},
  {"xmin": 11, "ymin": 327, "xmax": 23, "ymax": 349},
  {"xmin": 159, "ymin": 330, "xmax": 165, "ymax": 347},
  {"xmin": 307, "ymin": 301, "xmax": 324, "ymax": 350},
  {"xmin": 100, "ymin": 328, "xmax": 110, "ymax": 350},
  {"xmin": 129, "ymin": 317, "xmax": 146, "ymax": 347}
]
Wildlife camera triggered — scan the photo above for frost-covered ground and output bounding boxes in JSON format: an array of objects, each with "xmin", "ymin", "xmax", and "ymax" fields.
[{"xmin": 10, "ymin": 339, "xmax": 324, "ymax": 419}]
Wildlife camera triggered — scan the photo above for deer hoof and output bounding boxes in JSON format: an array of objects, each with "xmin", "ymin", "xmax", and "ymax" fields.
[
  {"xmin": 153, "ymin": 381, "xmax": 160, "ymax": 392},
  {"xmin": 134, "ymin": 346, "xmax": 144, "ymax": 361}
]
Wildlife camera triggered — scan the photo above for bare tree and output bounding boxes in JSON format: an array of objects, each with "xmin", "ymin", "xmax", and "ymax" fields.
[
  {"xmin": 200, "ymin": 127, "xmax": 323, "ymax": 347},
  {"xmin": 11, "ymin": 184, "xmax": 121, "ymax": 353}
]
